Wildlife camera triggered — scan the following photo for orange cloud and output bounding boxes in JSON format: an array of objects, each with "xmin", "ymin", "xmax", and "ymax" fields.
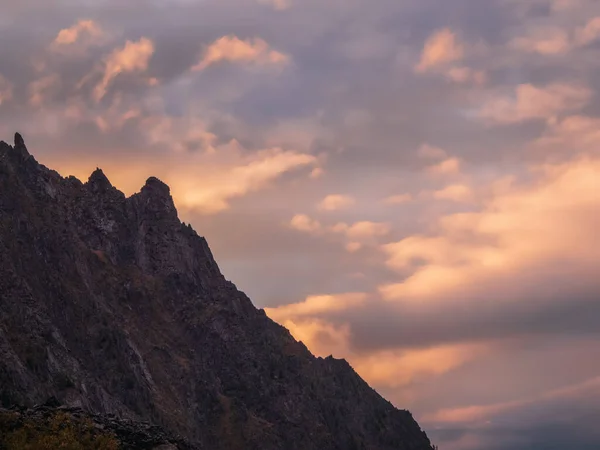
[
  {"xmin": 536, "ymin": 115, "xmax": 600, "ymax": 151},
  {"xmin": 267, "ymin": 296, "xmax": 485, "ymax": 389},
  {"xmin": 427, "ymin": 157, "xmax": 461, "ymax": 175},
  {"xmin": 510, "ymin": 27, "xmax": 571, "ymax": 55},
  {"xmin": 353, "ymin": 344, "xmax": 486, "ymax": 388},
  {"xmin": 415, "ymin": 28, "xmax": 464, "ymax": 73},
  {"xmin": 575, "ymin": 16, "xmax": 600, "ymax": 46},
  {"xmin": 317, "ymin": 194, "xmax": 356, "ymax": 211},
  {"xmin": 49, "ymin": 141, "xmax": 316, "ymax": 215},
  {"xmin": 425, "ymin": 376, "xmax": 600, "ymax": 424},
  {"xmin": 510, "ymin": 16, "xmax": 600, "ymax": 56},
  {"xmin": 332, "ymin": 221, "xmax": 391, "ymax": 240},
  {"xmin": 192, "ymin": 36, "xmax": 289, "ymax": 71},
  {"xmin": 174, "ymin": 148, "xmax": 317, "ymax": 213},
  {"xmin": 94, "ymin": 38, "xmax": 155, "ymax": 101},
  {"xmin": 380, "ymin": 155, "xmax": 600, "ymax": 300},
  {"xmin": 478, "ymin": 83, "xmax": 591, "ymax": 124},
  {"xmin": 276, "ymin": 318, "xmax": 351, "ymax": 358},
  {"xmin": 309, "ymin": 167, "xmax": 325, "ymax": 178},
  {"xmin": 53, "ymin": 19, "xmax": 103, "ymax": 46},
  {"xmin": 93, "ymin": 95, "xmax": 142, "ymax": 133},
  {"xmin": 289, "ymin": 215, "xmax": 391, "ymax": 251},
  {"xmin": 290, "ymin": 214, "xmax": 322, "ymax": 233},
  {"xmin": 345, "ymin": 242, "xmax": 363, "ymax": 252},
  {"xmin": 414, "ymin": 29, "xmax": 485, "ymax": 85},
  {"xmin": 266, "ymin": 293, "xmax": 367, "ymax": 321},
  {"xmin": 432, "ymin": 184, "xmax": 473, "ymax": 202}
]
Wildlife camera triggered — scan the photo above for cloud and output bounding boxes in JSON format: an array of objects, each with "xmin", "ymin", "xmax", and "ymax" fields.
[
  {"xmin": 427, "ymin": 157, "xmax": 461, "ymax": 175},
  {"xmin": 274, "ymin": 317, "xmax": 351, "ymax": 358},
  {"xmin": 509, "ymin": 15, "xmax": 600, "ymax": 55},
  {"xmin": 49, "ymin": 139, "xmax": 317, "ymax": 215},
  {"xmin": 174, "ymin": 147, "xmax": 317, "ymax": 213},
  {"xmin": 418, "ymin": 144, "xmax": 448, "ymax": 160},
  {"xmin": 536, "ymin": 115, "xmax": 600, "ymax": 152},
  {"xmin": 266, "ymin": 292, "xmax": 367, "ymax": 321},
  {"xmin": 28, "ymin": 75, "xmax": 60, "ymax": 107},
  {"xmin": 94, "ymin": 38, "xmax": 155, "ymax": 101},
  {"xmin": 478, "ymin": 83, "xmax": 592, "ymax": 124},
  {"xmin": 353, "ymin": 344, "xmax": 486, "ymax": 389},
  {"xmin": 309, "ymin": 167, "xmax": 325, "ymax": 179},
  {"xmin": 432, "ymin": 184, "xmax": 473, "ymax": 202},
  {"xmin": 426, "ymin": 375, "xmax": 600, "ymax": 425},
  {"xmin": 289, "ymin": 215, "xmax": 391, "ymax": 252},
  {"xmin": 332, "ymin": 221, "xmax": 391, "ymax": 240},
  {"xmin": 317, "ymin": 194, "xmax": 356, "ymax": 211},
  {"xmin": 414, "ymin": 28, "xmax": 486, "ymax": 86},
  {"xmin": 415, "ymin": 28, "xmax": 464, "ymax": 73},
  {"xmin": 575, "ymin": 16, "xmax": 600, "ymax": 46},
  {"xmin": 510, "ymin": 26, "xmax": 571, "ymax": 55},
  {"xmin": 267, "ymin": 295, "xmax": 486, "ymax": 388},
  {"xmin": 380, "ymin": 155, "xmax": 600, "ymax": 301},
  {"xmin": 290, "ymin": 213, "xmax": 322, "ymax": 233},
  {"xmin": 289, "ymin": 216, "xmax": 391, "ymax": 241},
  {"xmin": 446, "ymin": 66, "xmax": 486, "ymax": 85},
  {"xmin": 141, "ymin": 115, "xmax": 217, "ymax": 153},
  {"xmin": 345, "ymin": 242, "xmax": 363, "ymax": 253},
  {"xmin": 192, "ymin": 35, "xmax": 289, "ymax": 71},
  {"xmin": 53, "ymin": 19, "xmax": 104, "ymax": 46}
]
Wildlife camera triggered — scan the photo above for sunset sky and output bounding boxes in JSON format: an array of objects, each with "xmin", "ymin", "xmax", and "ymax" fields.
[{"xmin": 1, "ymin": 0, "xmax": 600, "ymax": 448}]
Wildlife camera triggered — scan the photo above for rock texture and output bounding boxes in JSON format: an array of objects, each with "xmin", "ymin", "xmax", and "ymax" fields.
[
  {"xmin": 1, "ymin": 398, "xmax": 196, "ymax": 450},
  {"xmin": 0, "ymin": 134, "xmax": 434, "ymax": 450}
]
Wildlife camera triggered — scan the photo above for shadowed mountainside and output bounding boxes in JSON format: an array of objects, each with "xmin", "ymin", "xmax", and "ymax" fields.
[{"xmin": 0, "ymin": 133, "xmax": 434, "ymax": 450}]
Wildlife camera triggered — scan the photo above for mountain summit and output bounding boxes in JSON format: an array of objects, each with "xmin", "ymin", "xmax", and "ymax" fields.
[{"xmin": 0, "ymin": 135, "xmax": 434, "ymax": 449}]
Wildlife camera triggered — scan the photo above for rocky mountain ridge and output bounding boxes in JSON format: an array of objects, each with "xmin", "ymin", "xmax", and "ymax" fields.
[{"xmin": 0, "ymin": 133, "xmax": 434, "ymax": 449}]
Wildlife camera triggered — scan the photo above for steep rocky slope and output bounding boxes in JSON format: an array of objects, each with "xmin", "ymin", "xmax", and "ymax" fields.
[{"xmin": 0, "ymin": 134, "xmax": 434, "ymax": 450}]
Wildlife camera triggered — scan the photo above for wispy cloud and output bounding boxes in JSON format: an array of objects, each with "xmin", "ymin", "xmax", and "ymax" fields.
[
  {"xmin": 94, "ymin": 38, "xmax": 155, "ymax": 101},
  {"xmin": 192, "ymin": 36, "xmax": 289, "ymax": 71},
  {"xmin": 415, "ymin": 28, "xmax": 464, "ymax": 73},
  {"xmin": 317, "ymin": 194, "xmax": 356, "ymax": 211},
  {"xmin": 53, "ymin": 19, "xmax": 104, "ymax": 46},
  {"xmin": 478, "ymin": 83, "xmax": 591, "ymax": 124}
]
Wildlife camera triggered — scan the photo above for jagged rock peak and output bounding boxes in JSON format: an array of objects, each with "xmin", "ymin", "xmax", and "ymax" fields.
[
  {"xmin": 10, "ymin": 132, "xmax": 31, "ymax": 160},
  {"xmin": 87, "ymin": 167, "xmax": 113, "ymax": 191},
  {"xmin": 137, "ymin": 176, "xmax": 177, "ymax": 219},
  {"xmin": 14, "ymin": 132, "xmax": 25, "ymax": 148},
  {"xmin": 142, "ymin": 176, "xmax": 171, "ymax": 197}
]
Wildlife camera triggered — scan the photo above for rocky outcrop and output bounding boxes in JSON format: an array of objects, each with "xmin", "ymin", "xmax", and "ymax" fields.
[
  {"xmin": 0, "ymin": 134, "xmax": 434, "ymax": 450},
  {"xmin": 1, "ymin": 398, "xmax": 197, "ymax": 449}
]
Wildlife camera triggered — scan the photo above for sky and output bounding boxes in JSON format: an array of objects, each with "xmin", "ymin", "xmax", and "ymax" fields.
[{"xmin": 1, "ymin": 0, "xmax": 600, "ymax": 448}]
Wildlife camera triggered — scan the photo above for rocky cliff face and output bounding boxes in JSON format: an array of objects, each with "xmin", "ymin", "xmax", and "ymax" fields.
[{"xmin": 0, "ymin": 134, "xmax": 434, "ymax": 450}]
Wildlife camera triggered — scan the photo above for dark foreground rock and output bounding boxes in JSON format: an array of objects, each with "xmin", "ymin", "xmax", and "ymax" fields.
[
  {"xmin": 0, "ymin": 398, "xmax": 197, "ymax": 449},
  {"xmin": 0, "ymin": 134, "xmax": 434, "ymax": 450}
]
